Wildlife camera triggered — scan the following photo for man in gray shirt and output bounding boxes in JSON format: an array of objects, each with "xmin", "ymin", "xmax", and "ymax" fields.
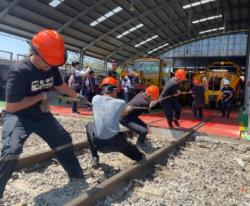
[{"xmin": 85, "ymin": 77, "xmax": 144, "ymax": 167}]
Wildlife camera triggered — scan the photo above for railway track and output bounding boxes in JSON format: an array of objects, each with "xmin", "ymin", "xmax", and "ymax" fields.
[
  {"xmin": 64, "ymin": 115, "xmax": 216, "ymax": 206},
  {"xmin": 15, "ymin": 111, "xmax": 192, "ymax": 170},
  {"xmin": 2, "ymin": 112, "xmax": 228, "ymax": 206}
]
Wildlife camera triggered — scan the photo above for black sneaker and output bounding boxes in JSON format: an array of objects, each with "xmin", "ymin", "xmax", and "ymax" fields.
[
  {"xmin": 137, "ymin": 135, "xmax": 146, "ymax": 144},
  {"xmin": 168, "ymin": 124, "xmax": 174, "ymax": 129},
  {"xmin": 69, "ymin": 171, "xmax": 85, "ymax": 180},
  {"xmin": 136, "ymin": 139, "xmax": 146, "ymax": 147},
  {"xmin": 173, "ymin": 119, "xmax": 180, "ymax": 128},
  {"xmin": 73, "ymin": 111, "xmax": 80, "ymax": 114}
]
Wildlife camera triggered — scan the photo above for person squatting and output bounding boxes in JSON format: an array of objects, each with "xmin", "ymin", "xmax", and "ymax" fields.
[
  {"xmin": 120, "ymin": 85, "xmax": 159, "ymax": 145},
  {"xmin": 85, "ymin": 77, "xmax": 150, "ymax": 167}
]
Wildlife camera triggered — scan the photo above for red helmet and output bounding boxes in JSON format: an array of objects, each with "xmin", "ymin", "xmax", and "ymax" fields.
[
  {"xmin": 145, "ymin": 85, "xmax": 159, "ymax": 101},
  {"xmin": 32, "ymin": 29, "xmax": 65, "ymax": 66},
  {"xmin": 175, "ymin": 69, "xmax": 186, "ymax": 81},
  {"xmin": 193, "ymin": 79, "xmax": 199, "ymax": 85},
  {"xmin": 101, "ymin": 77, "xmax": 118, "ymax": 87}
]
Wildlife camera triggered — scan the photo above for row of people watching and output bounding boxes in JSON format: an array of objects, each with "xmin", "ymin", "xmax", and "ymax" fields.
[{"xmin": 65, "ymin": 61, "xmax": 144, "ymax": 113}]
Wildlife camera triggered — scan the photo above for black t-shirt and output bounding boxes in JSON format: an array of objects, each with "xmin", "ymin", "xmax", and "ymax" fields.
[
  {"xmin": 122, "ymin": 92, "xmax": 150, "ymax": 119},
  {"xmin": 6, "ymin": 58, "xmax": 63, "ymax": 118},
  {"xmin": 221, "ymin": 86, "xmax": 234, "ymax": 101},
  {"xmin": 191, "ymin": 85, "xmax": 205, "ymax": 106},
  {"xmin": 160, "ymin": 77, "xmax": 179, "ymax": 102}
]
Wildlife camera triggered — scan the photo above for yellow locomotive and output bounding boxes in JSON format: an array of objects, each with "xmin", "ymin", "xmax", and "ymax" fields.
[
  {"xmin": 132, "ymin": 57, "xmax": 171, "ymax": 88},
  {"xmin": 194, "ymin": 61, "xmax": 242, "ymax": 107}
]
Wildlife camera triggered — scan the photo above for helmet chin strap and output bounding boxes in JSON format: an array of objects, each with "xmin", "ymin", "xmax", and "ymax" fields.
[{"xmin": 103, "ymin": 85, "xmax": 117, "ymax": 94}]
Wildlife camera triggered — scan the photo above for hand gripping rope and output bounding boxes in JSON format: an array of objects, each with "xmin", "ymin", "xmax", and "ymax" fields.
[{"xmin": 56, "ymin": 91, "xmax": 192, "ymax": 114}]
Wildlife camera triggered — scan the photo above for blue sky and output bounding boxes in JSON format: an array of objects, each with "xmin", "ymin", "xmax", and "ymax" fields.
[
  {"xmin": 0, "ymin": 32, "xmax": 80, "ymax": 62},
  {"xmin": 0, "ymin": 32, "xmax": 108, "ymax": 69},
  {"xmin": 0, "ymin": 32, "xmax": 91, "ymax": 62},
  {"xmin": 0, "ymin": 32, "xmax": 29, "ymax": 60}
]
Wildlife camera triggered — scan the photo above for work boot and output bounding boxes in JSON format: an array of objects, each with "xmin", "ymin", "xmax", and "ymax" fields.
[
  {"xmin": 137, "ymin": 135, "xmax": 146, "ymax": 144},
  {"xmin": 139, "ymin": 153, "xmax": 146, "ymax": 162},
  {"xmin": 136, "ymin": 140, "xmax": 146, "ymax": 148},
  {"xmin": 220, "ymin": 112, "xmax": 225, "ymax": 117},
  {"xmin": 91, "ymin": 157, "xmax": 99, "ymax": 168},
  {"xmin": 168, "ymin": 124, "xmax": 174, "ymax": 129},
  {"xmin": 173, "ymin": 119, "xmax": 180, "ymax": 128},
  {"xmin": 168, "ymin": 120, "xmax": 174, "ymax": 129},
  {"xmin": 68, "ymin": 171, "xmax": 85, "ymax": 180}
]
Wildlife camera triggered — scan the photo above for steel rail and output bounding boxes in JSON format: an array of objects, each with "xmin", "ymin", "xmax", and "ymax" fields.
[
  {"xmin": 15, "ymin": 129, "xmax": 132, "ymax": 170},
  {"xmin": 16, "ymin": 141, "xmax": 88, "ymax": 170},
  {"xmin": 14, "ymin": 110, "xmax": 193, "ymax": 170},
  {"xmin": 65, "ymin": 114, "xmax": 217, "ymax": 206}
]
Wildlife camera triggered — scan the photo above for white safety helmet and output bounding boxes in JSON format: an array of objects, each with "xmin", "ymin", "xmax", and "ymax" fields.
[{"xmin": 223, "ymin": 79, "xmax": 230, "ymax": 85}]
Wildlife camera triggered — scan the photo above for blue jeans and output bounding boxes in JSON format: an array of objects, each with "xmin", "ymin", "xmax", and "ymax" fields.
[{"xmin": 0, "ymin": 111, "xmax": 83, "ymax": 198}]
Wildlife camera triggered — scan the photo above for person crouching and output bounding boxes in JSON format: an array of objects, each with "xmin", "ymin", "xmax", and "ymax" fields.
[
  {"xmin": 120, "ymin": 85, "xmax": 159, "ymax": 145},
  {"xmin": 85, "ymin": 77, "xmax": 144, "ymax": 167}
]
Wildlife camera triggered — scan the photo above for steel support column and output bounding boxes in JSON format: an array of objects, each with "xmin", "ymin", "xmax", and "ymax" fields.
[
  {"xmin": 245, "ymin": 30, "xmax": 250, "ymax": 134},
  {"xmin": 79, "ymin": 50, "xmax": 85, "ymax": 68},
  {"xmin": 245, "ymin": 31, "xmax": 250, "ymax": 112},
  {"xmin": 104, "ymin": 58, "xmax": 107, "ymax": 72}
]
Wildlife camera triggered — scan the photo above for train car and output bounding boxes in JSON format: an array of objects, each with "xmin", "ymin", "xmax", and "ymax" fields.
[
  {"xmin": 194, "ymin": 61, "xmax": 242, "ymax": 107},
  {"xmin": 133, "ymin": 57, "xmax": 171, "ymax": 89}
]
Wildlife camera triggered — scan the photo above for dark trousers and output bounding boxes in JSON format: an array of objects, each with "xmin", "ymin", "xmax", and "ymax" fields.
[
  {"xmin": 120, "ymin": 117, "xmax": 148, "ymax": 142},
  {"xmin": 87, "ymin": 92, "xmax": 96, "ymax": 103},
  {"xmin": 85, "ymin": 122, "xmax": 143, "ymax": 161},
  {"xmin": 81, "ymin": 86, "xmax": 88, "ymax": 97},
  {"xmin": 192, "ymin": 101, "xmax": 204, "ymax": 119},
  {"xmin": 221, "ymin": 100, "xmax": 232, "ymax": 117},
  {"xmin": 72, "ymin": 88, "xmax": 81, "ymax": 112},
  {"xmin": 123, "ymin": 89, "xmax": 135, "ymax": 103},
  {"xmin": 161, "ymin": 99, "xmax": 181, "ymax": 126},
  {"xmin": 0, "ymin": 111, "xmax": 82, "ymax": 198}
]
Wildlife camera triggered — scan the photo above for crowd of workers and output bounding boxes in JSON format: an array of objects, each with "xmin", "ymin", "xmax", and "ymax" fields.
[
  {"xmin": 0, "ymin": 29, "xmax": 236, "ymax": 199},
  {"xmin": 65, "ymin": 60, "xmax": 146, "ymax": 113}
]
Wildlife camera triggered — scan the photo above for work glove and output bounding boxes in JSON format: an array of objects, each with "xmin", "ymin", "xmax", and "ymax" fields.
[
  {"xmin": 39, "ymin": 100, "xmax": 50, "ymax": 113},
  {"xmin": 150, "ymin": 100, "xmax": 158, "ymax": 108},
  {"xmin": 76, "ymin": 94, "xmax": 92, "ymax": 106},
  {"xmin": 121, "ymin": 105, "xmax": 133, "ymax": 117},
  {"xmin": 41, "ymin": 91, "xmax": 58, "ymax": 102},
  {"xmin": 39, "ymin": 91, "xmax": 58, "ymax": 113}
]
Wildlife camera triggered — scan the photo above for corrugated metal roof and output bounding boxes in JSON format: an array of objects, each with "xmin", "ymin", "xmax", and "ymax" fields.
[{"xmin": 0, "ymin": 0, "xmax": 249, "ymax": 63}]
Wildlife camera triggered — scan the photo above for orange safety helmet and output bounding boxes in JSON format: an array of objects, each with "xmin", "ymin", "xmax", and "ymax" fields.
[
  {"xmin": 145, "ymin": 85, "xmax": 159, "ymax": 101},
  {"xmin": 101, "ymin": 77, "xmax": 118, "ymax": 87},
  {"xmin": 193, "ymin": 79, "xmax": 199, "ymax": 85},
  {"xmin": 32, "ymin": 29, "xmax": 66, "ymax": 66},
  {"xmin": 175, "ymin": 69, "xmax": 186, "ymax": 81}
]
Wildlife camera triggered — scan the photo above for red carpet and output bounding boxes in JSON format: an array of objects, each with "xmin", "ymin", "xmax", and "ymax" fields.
[{"xmin": 50, "ymin": 105, "xmax": 240, "ymax": 139}]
